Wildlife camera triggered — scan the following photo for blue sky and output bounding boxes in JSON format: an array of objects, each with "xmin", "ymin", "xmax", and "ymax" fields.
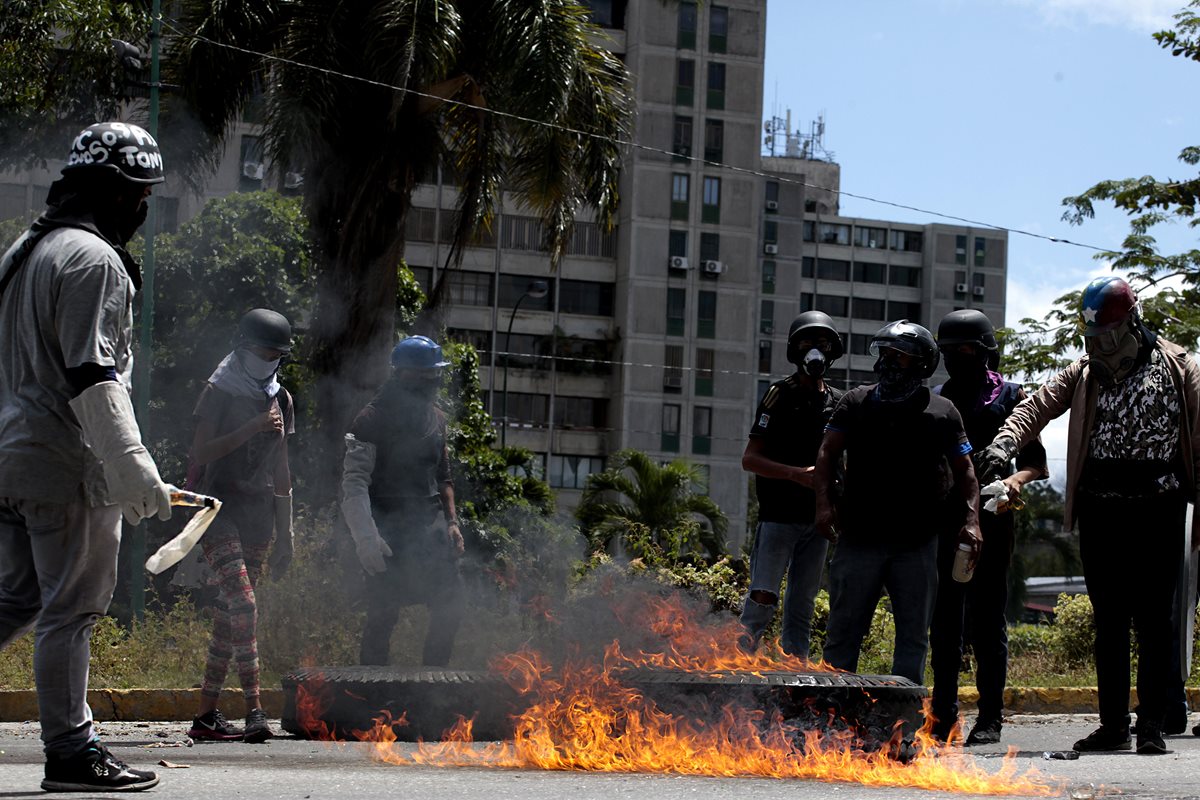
[{"xmin": 763, "ymin": 0, "xmax": 1199, "ymax": 483}]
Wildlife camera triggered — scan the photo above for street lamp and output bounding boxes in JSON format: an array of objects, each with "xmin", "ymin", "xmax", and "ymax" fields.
[{"xmin": 501, "ymin": 279, "xmax": 549, "ymax": 448}]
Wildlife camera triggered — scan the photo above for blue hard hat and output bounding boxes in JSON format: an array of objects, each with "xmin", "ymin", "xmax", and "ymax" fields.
[
  {"xmin": 1081, "ymin": 276, "xmax": 1138, "ymax": 335},
  {"xmin": 391, "ymin": 335, "xmax": 450, "ymax": 369}
]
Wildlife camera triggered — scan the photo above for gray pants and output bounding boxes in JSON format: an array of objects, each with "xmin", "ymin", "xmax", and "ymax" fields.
[{"xmin": 0, "ymin": 497, "xmax": 121, "ymax": 757}]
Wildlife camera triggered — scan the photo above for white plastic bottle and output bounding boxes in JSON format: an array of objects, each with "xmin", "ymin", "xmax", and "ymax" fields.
[{"xmin": 952, "ymin": 542, "xmax": 975, "ymax": 583}]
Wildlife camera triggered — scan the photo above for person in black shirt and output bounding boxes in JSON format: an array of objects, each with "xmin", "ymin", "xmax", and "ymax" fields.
[
  {"xmin": 814, "ymin": 320, "xmax": 981, "ymax": 684},
  {"xmin": 928, "ymin": 310, "xmax": 1048, "ymax": 745},
  {"xmin": 738, "ymin": 312, "xmax": 844, "ymax": 658}
]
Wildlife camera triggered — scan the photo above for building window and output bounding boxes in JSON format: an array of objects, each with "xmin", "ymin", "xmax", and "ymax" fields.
[
  {"xmin": 850, "ymin": 333, "xmax": 872, "ymax": 356},
  {"xmin": 671, "ymin": 173, "xmax": 690, "ymax": 220},
  {"xmin": 548, "ymin": 455, "xmax": 605, "ymax": 490},
  {"xmin": 955, "ymin": 234, "xmax": 968, "ymax": 265},
  {"xmin": 802, "ymin": 257, "xmax": 815, "ymax": 278},
  {"xmin": 678, "ymin": 1, "xmax": 697, "ymax": 49},
  {"xmin": 676, "ymin": 59, "xmax": 695, "ymax": 106},
  {"xmin": 667, "ymin": 288, "xmax": 686, "ymax": 336},
  {"xmin": 502, "ymin": 391, "xmax": 550, "ymax": 426},
  {"xmin": 757, "ymin": 379, "xmax": 771, "ymax": 404},
  {"xmin": 889, "ymin": 229, "xmax": 923, "ymax": 253},
  {"xmin": 706, "ymin": 63, "xmax": 726, "ymax": 110},
  {"xmin": 818, "ymin": 222, "xmax": 850, "ymax": 245},
  {"xmin": 763, "ymin": 219, "xmax": 778, "ymax": 245},
  {"xmin": 852, "ymin": 297, "xmax": 886, "ymax": 320},
  {"xmin": 695, "ymin": 348, "xmax": 715, "ymax": 396},
  {"xmin": 765, "ymin": 181, "xmax": 779, "ymax": 211},
  {"xmin": 758, "ymin": 340, "xmax": 772, "ymax": 374},
  {"xmin": 853, "ymin": 261, "xmax": 886, "ymax": 284},
  {"xmin": 585, "ymin": 0, "xmax": 623, "ymax": 29},
  {"xmin": 760, "ymin": 300, "xmax": 775, "ymax": 334},
  {"xmin": 662, "ymin": 404, "xmax": 682, "ymax": 452},
  {"xmin": 816, "ymin": 258, "xmax": 850, "ymax": 282},
  {"xmin": 692, "ymin": 406, "xmax": 712, "ymax": 455},
  {"xmin": 709, "ymin": 6, "xmax": 729, "ymax": 52},
  {"xmin": 407, "ymin": 265, "xmax": 433, "ymax": 295},
  {"xmin": 973, "ymin": 271, "xmax": 986, "ymax": 301},
  {"xmin": 238, "ymin": 135, "xmax": 264, "ymax": 191},
  {"xmin": 664, "ymin": 344, "xmax": 684, "ymax": 392},
  {"xmin": 888, "ymin": 300, "xmax": 922, "ymax": 321},
  {"xmin": 802, "ymin": 220, "xmax": 814, "ymax": 242},
  {"xmin": 815, "ymin": 295, "xmax": 849, "ymax": 318},
  {"xmin": 555, "ymin": 396, "xmax": 608, "ymax": 429},
  {"xmin": 889, "ymin": 265, "xmax": 922, "ymax": 288},
  {"xmin": 699, "ymin": 232, "xmax": 720, "ymax": 262},
  {"xmin": 955, "ymin": 269, "xmax": 968, "ymax": 293},
  {"xmin": 800, "ymin": 292, "xmax": 814, "ymax": 312},
  {"xmin": 559, "ymin": 279, "xmax": 614, "ymax": 316},
  {"xmin": 697, "ymin": 290, "xmax": 717, "ymax": 338},
  {"xmin": 498, "ymin": 275, "xmax": 554, "ymax": 310},
  {"xmin": 702, "ymin": 176, "xmax": 721, "ymax": 223},
  {"xmin": 854, "ymin": 226, "xmax": 886, "ymax": 249},
  {"xmin": 447, "ymin": 271, "xmax": 493, "ymax": 306},
  {"xmin": 673, "ymin": 116, "xmax": 693, "ymax": 160},
  {"xmin": 669, "ymin": 229, "xmax": 688, "ymax": 259},
  {"xmin": 703, "ymin": 119, "xmax": 723, "ymax": 163},
  {"xmin": 761, "ymin": 260, "xmax": 776, "ymax": 294},
  {"xmin": 975, "ymin": 237, "xmax": 987, "ymax": 267}
]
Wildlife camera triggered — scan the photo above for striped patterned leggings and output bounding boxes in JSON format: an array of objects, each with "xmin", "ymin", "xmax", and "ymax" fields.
[{"xmin": 199, "ymin": 532, "xmax": 270, "ymax": 700}]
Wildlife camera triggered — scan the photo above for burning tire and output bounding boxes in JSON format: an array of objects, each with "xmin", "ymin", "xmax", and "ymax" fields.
[{"xmin": 281, "ymin": 665, "xmax": 926, "ymax": 751}]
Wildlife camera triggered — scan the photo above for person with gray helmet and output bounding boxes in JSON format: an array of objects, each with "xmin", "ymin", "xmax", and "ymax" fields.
[
  {"xmin": 0, "ymin": 122, "xmax": 169, "ymax": 791},
  {"xmin": 186, "ymin": 309, "xmax": 295, "ymax": 744},
  {"xmin": 978, "ymin": 276, "xmax": 1200, "ymax": 755},
  {"xmin": 342, "ymin": 335, "xmax": 465, "ymax": 666},
  {"xmin": 928, "ymin": 309, "xmax": 1048, "ymax": 745},
  {"xmin": 737, "ymin": 312, "xmax": 844, "ymax": 658},
  {"xmin": 814, "ymin": 321, "xmax": 980, "ymax": 684}
]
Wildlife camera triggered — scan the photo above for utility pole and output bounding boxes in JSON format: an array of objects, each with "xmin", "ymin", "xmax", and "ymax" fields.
[{"xmin": 131, "ymin": 0, "xmax": 162, "ymax": 620}]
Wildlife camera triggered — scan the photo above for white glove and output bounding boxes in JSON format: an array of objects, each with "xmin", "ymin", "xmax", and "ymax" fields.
[
  {"xmin": 341, "ymin": 493, "xmax": 391, "ymax": 575},
  {"xmin": 69, "ymin": 381, "xmax": 171, "ymax": 525}
]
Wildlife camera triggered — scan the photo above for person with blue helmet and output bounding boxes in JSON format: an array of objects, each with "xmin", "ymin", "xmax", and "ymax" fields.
[
  {"xmin": 979, "ymin": 276, "xmax": 1200, "ymax": 755},
  {"xmin": 340, "ymin": 335, "xmax": 464, "ymax": 666}
]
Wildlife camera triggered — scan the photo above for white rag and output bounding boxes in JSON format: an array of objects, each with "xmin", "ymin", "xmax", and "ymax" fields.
[{"xmin": 145, "ymin": 499, "xmax": 223, "ymax": 575}]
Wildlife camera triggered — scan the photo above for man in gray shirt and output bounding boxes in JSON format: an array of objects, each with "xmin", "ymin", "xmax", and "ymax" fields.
[{"xmin": 0, "ymin": 122, "xmax": 172, "ymax": 792}]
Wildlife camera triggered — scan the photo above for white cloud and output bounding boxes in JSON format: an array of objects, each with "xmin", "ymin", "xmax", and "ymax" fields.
[{"xmin": 1008, "ymin": 0, "xmax": 1180, "ymax": 31}]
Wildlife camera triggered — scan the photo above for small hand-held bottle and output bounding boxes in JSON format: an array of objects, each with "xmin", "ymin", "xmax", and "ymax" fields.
[
  {"xmin": 952, "ymin": 542, "xmax": 975, "ymax": 583},
  {"xmin": 167, "ymin": 485, "xmax": 217, "ymax": 509}
]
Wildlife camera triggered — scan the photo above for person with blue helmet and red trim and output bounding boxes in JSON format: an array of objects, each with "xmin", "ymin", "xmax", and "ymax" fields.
[
  {"xmin": 979, "ymin": 276, "xmax": 1200, "ymax": 755},
  {"xmin": 341, "ymin": 335, "xmax": 465, "ymax": 666}
]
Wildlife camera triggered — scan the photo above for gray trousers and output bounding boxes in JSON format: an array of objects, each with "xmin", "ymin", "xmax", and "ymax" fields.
[{"xmin": 0, "ymin": 497, "xmax": 121, "ymax": 757}]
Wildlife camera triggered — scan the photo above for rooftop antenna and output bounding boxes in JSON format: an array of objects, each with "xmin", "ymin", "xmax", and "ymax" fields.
[{"xmin": 762, "ymin": 109, "xmax": 836, "ymax": 162}]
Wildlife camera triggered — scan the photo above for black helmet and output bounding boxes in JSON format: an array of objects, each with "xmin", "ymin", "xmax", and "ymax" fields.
[
  {"xmin": 869, "ymin": 320, "xmax": 940, "ymax": 379},
  {"xmin": 786, "ymin": 311, "xmax": 844, "ymax": 365},
  {"xmin": 937, "ymin": 309, "xmax": 998, "ymax": 351},
  {"xmin": 238, "ymin": 309, "xmax": 293, "ymax": 353},
  {"xmin": 61, "ymin": 122, "xmax": 164, "ymax": 184}
]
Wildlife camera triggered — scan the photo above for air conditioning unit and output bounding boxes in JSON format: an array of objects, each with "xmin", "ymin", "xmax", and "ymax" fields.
[
  {"xmin": 761, "ymin": 325, "xmax": 774, "ymax": 335},
  {"xmin": 765, "ymin": 200, "xmax": 779, "ymax": 211},
  {"xmin": 763, "ymin": 244, "xmax": 779, "ymax": 255},
  {"xmin": 284, "ymin": 171, "xmax": 304, "ymax": 189},
  {"xmin": 663, "ymin": 376, "xmax": 683, "ymax": 389},
  {"xmin": 702, "ymin": 260, "xmax": 724, "ymax": 275},
  {"xmin": 972, "ymin": 286, "xmax": 985, "ymax": 297},
  {"xmin": 955, "ymin": 282, "xmax": 969, "ymax": 293},
  {"xmin": 668, "ymin": 255, "xmax": 690, "ymax": 271},
  {"xmin": 242, "ymin": 161, "xmax": 264, "ymax": 181}
]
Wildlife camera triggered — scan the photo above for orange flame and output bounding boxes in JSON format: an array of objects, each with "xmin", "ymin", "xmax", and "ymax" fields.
[{"xmin": 295, "ymin": 593, "xmax": 1062, "ymax": 795}]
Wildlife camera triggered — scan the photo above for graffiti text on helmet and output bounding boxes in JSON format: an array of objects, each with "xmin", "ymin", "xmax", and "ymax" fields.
[{"xmin": 67, "ymin": 123, "xmax": 160, "ymax": 169}]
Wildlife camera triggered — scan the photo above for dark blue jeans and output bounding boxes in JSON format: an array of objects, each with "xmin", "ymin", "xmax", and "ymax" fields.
[
  {"xmin": 929, "ymin": 511, "xmax": 1014, "ymax": 726},
  {"xmin": 823, "ymin": 535, "xmax": 939, "ymax": 684}
]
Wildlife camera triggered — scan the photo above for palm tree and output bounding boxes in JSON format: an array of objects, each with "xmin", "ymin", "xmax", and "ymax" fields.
[
  {"xmin": 167, "ymin": 0, "xmax": 631, "ymax": 478},
  {"xmin": 576, "ymin": 449, "xmax": 728, "ymax": 560}
]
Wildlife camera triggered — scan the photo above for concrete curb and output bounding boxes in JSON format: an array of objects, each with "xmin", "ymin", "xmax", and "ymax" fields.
[{"xmin": 1, "ymin": 687, "xmax": 1198, "ymax": 722}]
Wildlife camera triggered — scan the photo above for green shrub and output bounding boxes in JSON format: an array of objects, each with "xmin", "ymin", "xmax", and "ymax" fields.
[
  {"xmin": 1007, "ymin": 623, "xmax": 1055, "ymax": 658},
  {"xmin": 1050, "ymin": 592, "xmax": 1096, "ymax": 668}
]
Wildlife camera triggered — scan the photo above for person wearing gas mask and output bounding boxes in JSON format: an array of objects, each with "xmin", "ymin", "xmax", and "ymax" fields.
[
  {"xmin": 186, "ymin": 309, "xmax": 295, "ymax": 745},
  {"xmin": 341, "ymin": 335, "xmax": 465, "ymax": 666},
  {"xmin": 814, "ymin": 321, "xmax": 980, "ymax": 685},
  {"xmin": 927, "ymin": 310, "xmax": 1048, "ymax": 745},
  {"xmin": 978, "ymin": 276, "xmax": 1200, "ymax": 755},
  {"xmin": 737, "ymin": 312, "xmax": 844, "ymax": 658},
  {"xmin": 0, "ymin": 122, "xmax": 170, "ymax": 791}
]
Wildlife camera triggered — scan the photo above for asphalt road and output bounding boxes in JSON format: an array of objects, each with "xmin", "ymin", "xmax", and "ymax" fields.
[{"xmin": 2, "ymin": 715, "xmax": 1199, "ymax": 799}]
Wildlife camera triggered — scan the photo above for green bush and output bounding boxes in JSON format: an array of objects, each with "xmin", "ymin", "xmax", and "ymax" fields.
[
  {"xmin": 1007, "ymin": 623, "xmax": 1055, "ymax": 658},
  {"xmin": 1050, "ymin": 592, "xmax": 1097, "ymax": 668}
]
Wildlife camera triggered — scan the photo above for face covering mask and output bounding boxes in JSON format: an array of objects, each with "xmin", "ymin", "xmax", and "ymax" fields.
[
  {"xmin": 239, "ymin": 350, "xmax": 281, "ymax": 381},
  {"xmin": 1086, "ymin": 322, "xmax": 1140, "ymax": 386},
  {"xmin": 116, "ymin": 198, "xmax": 149, "ymax": 246},
  {"xmin": 803, "ymin": 348, "xmax": 827, "ymax": 378},
  {"xmin": 874, "ymin": 352, "xmax": 923, "ymax": 403},
  {"xmin": 942, "ymin": 350, "xmax": 988, "ymax": 384}
]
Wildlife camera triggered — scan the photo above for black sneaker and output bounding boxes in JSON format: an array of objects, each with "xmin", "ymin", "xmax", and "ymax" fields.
[
  {"xmin": 736, "ymin": 630, "xmax": 759, "ymax": 655},
  {"xmin": 965, "ymin": 718, "xmax": 1003, "ymax": 746},
  {"xmin": 1073, "ymin": 725, "xmax": 1132, "ymax": 752},
  {"xmin": 243, "ymin": 708, "xmax": 275, "ymax": 743},
  {"xmin": 188, "ymin": 709, "xmax": 244, "ymax": 741},
  {"xmin": 1136, "ymin": 721, "xmax": 1168, "ymax": 755},
  {"xmin": 41, "ymin": 741, "xmax": 159, "ymax": 792}
]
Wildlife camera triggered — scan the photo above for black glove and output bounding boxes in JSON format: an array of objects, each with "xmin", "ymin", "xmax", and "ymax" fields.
[{"xmin": 976, "ymin": 438, "xmax": 1016, "ymax": 483}]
